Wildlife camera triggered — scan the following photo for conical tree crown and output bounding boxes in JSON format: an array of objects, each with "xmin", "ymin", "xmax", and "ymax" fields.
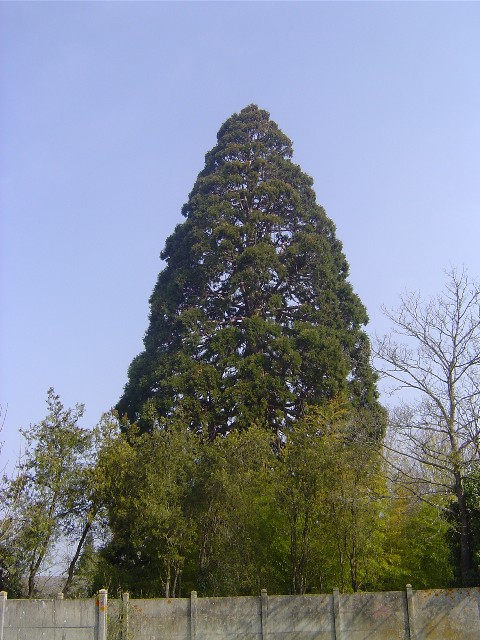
[{"xmin": 118, "ymin": 105, "xmax": 381, "ymax": 439}]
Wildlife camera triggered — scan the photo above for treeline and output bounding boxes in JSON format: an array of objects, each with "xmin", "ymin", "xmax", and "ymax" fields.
[
  {"xmin": 2, "ymin": 339, "xmax": 479, "ymax": 600},
  {"xmin": 0, "ymin": 391, "xmax": 456, "ymax": 598}
]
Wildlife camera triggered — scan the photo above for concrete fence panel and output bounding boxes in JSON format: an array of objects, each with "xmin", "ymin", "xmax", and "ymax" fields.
[
  {"xmin": 125, "ymin": 597, "xmax": 190, "ymax": 640},
  {"xmin": 411, "ymin": 587, "xmax": 480, "ymax": 640},
  {"xmin": 337, "ymin": 591, "xmax": 408, "ymax": 640},
  {"xmin": 1, "ymin": 596, "xmax": 97, "ymax": 640},
  {"xmin": 267, "ymin": 594, "xmax": 334, "ymax": 640},
  {"xmin": 1, "ymin": 587, "xmax": 480, "ymax": 640},
  {"xmin": 196, "ymin": 596, "xmax": 262, "ymax": 640}
]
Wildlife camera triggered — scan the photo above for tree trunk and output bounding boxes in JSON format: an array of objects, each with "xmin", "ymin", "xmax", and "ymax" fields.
[
  {"xmin": 63, "ymin": 517, "xmax": 94, "ymax": 597},
  {"xmin": 165, "ymin": 563, "xmax": 171, "ymax": 598},
  {"xmin": 454, "ymin": 472, "xmax": 473, "ymax": 586},
  {"xmin": 28, "ymin": 550, "xmax": 44, "ymax": 598}
]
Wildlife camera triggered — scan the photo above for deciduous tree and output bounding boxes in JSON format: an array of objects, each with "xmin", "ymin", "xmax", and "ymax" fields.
[
  {"xmin": 374, "ymin": 268, "xmax": 480, "ymax": 586},
  {"xmin": 7, "ymin": 389, "xmax": 91, "ymax": 597},
  {"xmin": 98, "ymin": 424, "xmax": 198, "ymax": 597},
  {"xmin": 278, "ymin": 398, "xmax": 385, "ymax": 593}
]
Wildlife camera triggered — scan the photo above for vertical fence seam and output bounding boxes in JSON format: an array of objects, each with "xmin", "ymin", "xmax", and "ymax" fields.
[
  {"xmin": 332, "ymin": 588, "xmax": 340, "ymax": 640},
  {"xmin": 405, "ymin": 584, "xmax": 416, "ymax": 640},
  {"xmin": 121, "ymin": 592, "xmax": 130, "ymax": 640},
  {"xmin": 261, "ymin": 589, "xmax": 268, "ymax": 640},
  {"xmin": 0, "ymin": 591, "xmax": 6, "ymax": 640},
  {"xmin": 97, "ymin": 589, "xmax": 107, "ymax": 640},
  {"xmin": 190, "ymin": 590, "xmax": 197, "ymax": 640}
]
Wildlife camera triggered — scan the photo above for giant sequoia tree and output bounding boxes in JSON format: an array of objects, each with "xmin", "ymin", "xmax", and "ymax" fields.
[{"xmin": 118, "ymin": 105, "xmax": 381, "ymax": 439}]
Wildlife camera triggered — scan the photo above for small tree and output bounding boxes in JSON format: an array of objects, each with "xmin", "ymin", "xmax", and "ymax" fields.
[
  {"xmin": 8, "ymin": 389, "xmax": 92, "ymax": 596},
  {"xmin": 0, "ymin": 405, "xmax": 24, "ymax": 595},
  {"xmin": 62, "ymin": 411, "xmax": 125, "ymax": 596},
  {"xmin": 374, "ymin": 268, "xmax": 480, "ymax": 586},
  {"xmin": 99, "ymin": 423, "xmax": 199, "ymax": 598},
  {"xmin": 278, "ymin": 398, "xmax": 385, "ymax": 594}
]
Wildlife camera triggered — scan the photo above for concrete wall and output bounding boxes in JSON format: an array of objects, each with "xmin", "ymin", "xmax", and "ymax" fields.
[
  {"xmin": 1, "ymin": 587, "xmax": 479, "ymax": 640},
  {"xmin": 0, "ymin": 589, "xmax": 106, "ymax": 640}
]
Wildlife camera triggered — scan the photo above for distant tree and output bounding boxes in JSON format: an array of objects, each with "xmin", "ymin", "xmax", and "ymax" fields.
[
  {"xmin": 374, "ymin": 268, "xmax": 480, "ymax": 586},
  {"xmin": 6, "ymin": 389, "xmax": 92, "ymax": 597},
  {"xmin": 117, "ymin": 105, "xmax": 382, "ymax": 440}
]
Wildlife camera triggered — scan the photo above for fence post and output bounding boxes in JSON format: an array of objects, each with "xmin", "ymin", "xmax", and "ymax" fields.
[
  {"xmin": 121, "ymin": 592, "xmax": 129, "ymax": 640},
  {"xmin": 405, "ymin": 584, "xmax": 416, "ymax": 640},
  {"xmin": 332, "ymin": 588, "xmax": 341, "ymax": 640},
  {"xmin": 261, "ymin": 589, "xmax": 268, "ymax": 640},
  {"xmin": 190, "ymin": 591, "xmax": 197, "ymax": 640},
  {"xmin": 0, "ymin": 591, "xmax": 6, "ymax": 640},
  {"xmin": 97, "ymin": 589, "xmax": 108, "ymax": 640}
]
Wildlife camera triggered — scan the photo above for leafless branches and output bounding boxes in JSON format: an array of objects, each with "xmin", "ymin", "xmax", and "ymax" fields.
[{"xmin": 374, "ymin": 267, "xmax": 480, "ymax": 584}]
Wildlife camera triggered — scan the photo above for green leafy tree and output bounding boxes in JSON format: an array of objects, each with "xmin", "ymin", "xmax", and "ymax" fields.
[
  {"xmin": 448, "ymin": 465, "xmax": 480, "ymax": 586},
  {"xmin": 1, "ymin": 404, "xmax": 24, "ymax": 595},
  {"xmin": 193, "ymin": 425, "xmax": 283, "ymax": 595},
  {"xmin": 379, "ymin": 485, "xmax": 453, "ymax": 590},
  {"xmin": 278, "ymin": 398, "xmax": 386, "ymax": 594},
  {"xmin": 323, "ymin": 412, "xmax": 387, "ymax": 593},
  {"xmin": 62, "ymin": 411, "xmax": 126, "ymax": 596},
  {"xmin": 7, "ymin": 389, "xmax": 92, "ymax": 597},
  {"xmin": 98, "ymin": 424, "xmax": 199, "ymax": 597},
  {"xmin": 117, "ymin": 105, "xmax": 381, "ymax": 440}
]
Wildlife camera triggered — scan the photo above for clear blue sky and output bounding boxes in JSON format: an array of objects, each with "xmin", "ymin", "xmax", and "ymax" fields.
[{"xmin": 1, "ymin": 2, "xmax": 479, "ymax": 467}]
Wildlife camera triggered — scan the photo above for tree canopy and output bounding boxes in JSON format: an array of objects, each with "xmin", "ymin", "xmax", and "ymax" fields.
[{"xmin": 117, "ymin": 105, "xmax": 382, "ymax": 439}]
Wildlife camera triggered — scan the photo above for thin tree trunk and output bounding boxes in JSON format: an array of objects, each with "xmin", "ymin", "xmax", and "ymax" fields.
[
  {"xmin": 177, "ymin": 569, "xmax": 182, "ymax": 598},
  {"xmin": 165, "ymin": 563, "xmax": 171, "ymax": 598},
  {"xmin": 290, "ymin": 512, "xmax": 298, "ymax": 594},
  {"xmin": 28, "ymin": 546, "xmax": 46, "ymax": 598},
  {"xmin": 454, "ymin": 472, "xmax": 473, "ymax": 586},
  {"xmin": 63, "ymin": 517, "xmax": 94, "ymax": 597}
]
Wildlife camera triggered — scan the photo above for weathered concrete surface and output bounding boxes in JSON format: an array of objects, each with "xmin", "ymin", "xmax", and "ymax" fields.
[
  {"xmin": 338, "ymin": 591, "xmax": 408, "ymax": 640},
  {"xmin": 267, "ymin": 594, "xmax": 334, "ymax": 640},
  {"xmin": 413, "ymin": 587, "xmax": 480, "ymax": 640},
  {"xmin": 1, "ymin": 587, "xmax": 479, "ymax": 640},
  {"xmin": 127, "ymin": 598, "xmax": 190, "ymax": 640},
  {"xmin": 196, "ymin": 596, "xmax": 262, "ymax": 640},
  {"xmin": 2, "ymin": 597, "xmax": 96, "ymax": 640},
  {"xmin": 115, "ymin": 588, "xmax": 480, "ymax": 640}
]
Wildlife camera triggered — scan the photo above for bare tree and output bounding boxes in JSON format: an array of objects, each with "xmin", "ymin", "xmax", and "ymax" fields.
[{"xmin": 374, "ymin": 267, "xmax": 480, "ymax": 586}]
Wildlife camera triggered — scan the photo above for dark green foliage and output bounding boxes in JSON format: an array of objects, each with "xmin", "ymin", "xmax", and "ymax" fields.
[
  {"xmin": 97, "ymin": 402, "xmax": 424, "ymax": 597},
  {"xmin": 95, "ymin": 425, "xmax": 199, "ymax": 598},
  {"xmin": 0, "ymin": 543, "xmax": 24, "ymax": 596},
  {"xmin": 117, "ymin": 105, "xmax": 381, "ymax": 438},
  {"xmin": 192, "ymin": 426, "xmax": 285, "ymax": 595},
  {"xmin": 448, "ymin": 467, "xmax": 480, "ymax": 586},
  {"xmin": 464, "ymin": 469, "xmax": 480, "ymax": 584}
]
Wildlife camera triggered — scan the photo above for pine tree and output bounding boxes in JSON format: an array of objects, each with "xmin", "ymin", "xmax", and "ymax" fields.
[{"xmin": 118, "ymin": 105, "xmax": 381, "ymax": 439}]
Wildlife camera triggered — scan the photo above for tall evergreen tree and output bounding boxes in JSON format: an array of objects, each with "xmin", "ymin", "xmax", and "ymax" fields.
[{"xmin": 118, "ymin": 105, "xmax": 381, "ymax": 439}]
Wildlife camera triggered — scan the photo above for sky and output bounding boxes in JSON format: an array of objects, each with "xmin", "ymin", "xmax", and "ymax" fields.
[{"xmin": 1, "ymin": 2, "xmax": 479, "ymax": 469}]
